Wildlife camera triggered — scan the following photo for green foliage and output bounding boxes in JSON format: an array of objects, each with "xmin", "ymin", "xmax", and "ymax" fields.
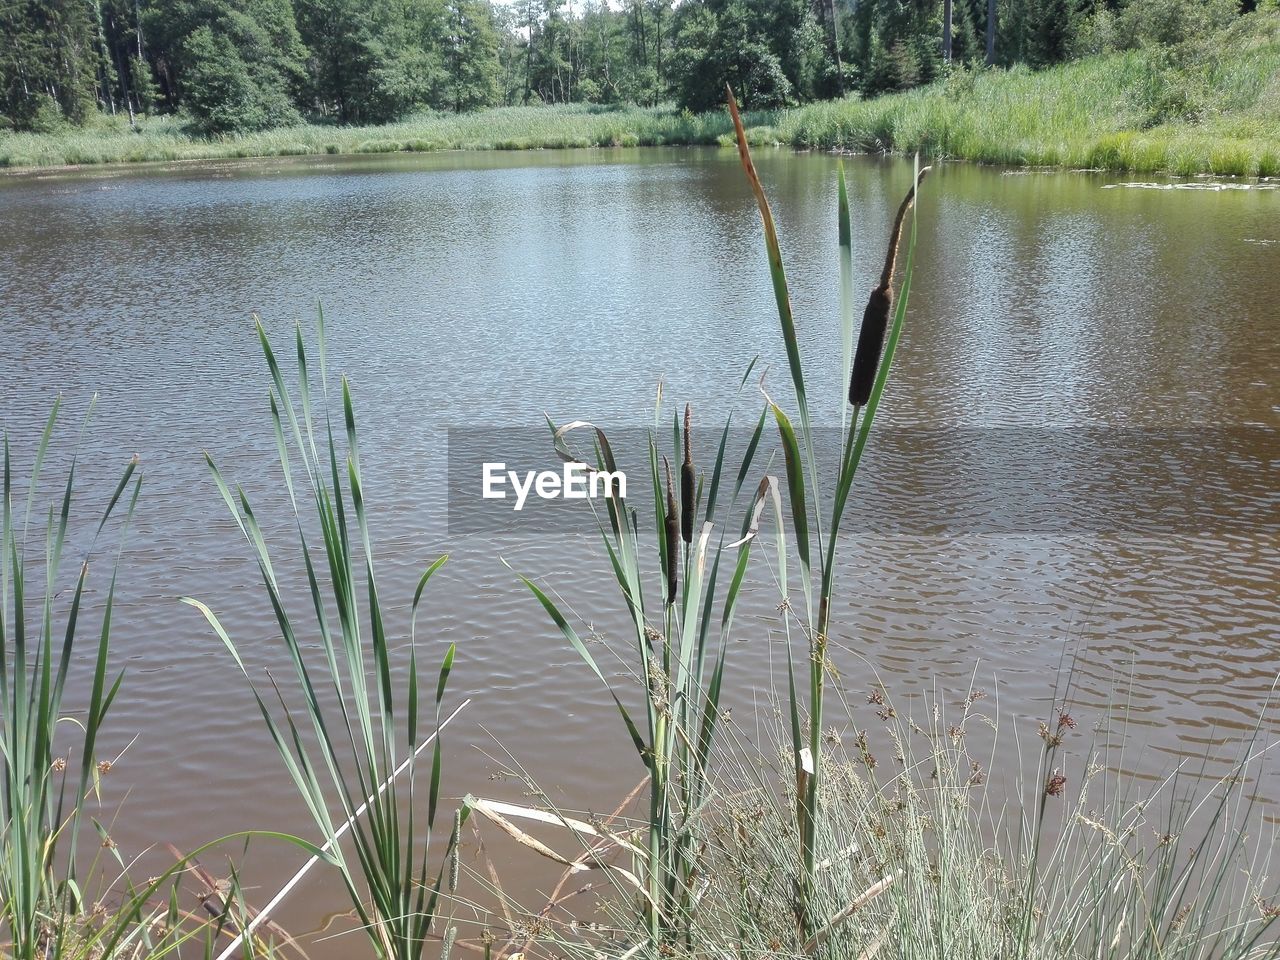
[
  {"xmin": 188, "ymin": 320, "xmax": 464, "ymax": 959},
  {"xmin": 0, "ymin": 0, "xmax": 100, "ymax": 129},
  {"xmin": 129, "ymin": 55, "xmax": 161, "ymax": 115},
  {"xmin": 1113, "ymin": 0, "xmax": 1238, "ymax": 50},
  {"xmin": 3, "ymin": 7, "xmax": 1277, "ymax": 174},
  {"xmin": 3, "ymin": 0, "xmax": 1272, "ymax": 133},
  {"xmin": 444, "ymin": 0, "xmax": 501, "ymax": 110},
  {"xmin": 669, "ymin": 0, "xmax": 837, "ymax": 110},
  {"xmin": 0, "ymin": 403, "xmax": 140, "ymax": 958},
  {"xmin": 181, "ymin": 24, "xmax": 301, "ymax": 133},
  {"xmin": 138, "ymin": 0, "xmax": 307, "ymax": 133}
]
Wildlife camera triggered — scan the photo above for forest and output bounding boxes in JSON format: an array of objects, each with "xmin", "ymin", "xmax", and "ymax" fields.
[{"xmin": 1, "ymin": 0, "xmax": 1266, "ymax": 136}]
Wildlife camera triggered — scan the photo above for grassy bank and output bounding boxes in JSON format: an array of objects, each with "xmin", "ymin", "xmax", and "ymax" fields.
[
  {"xmin": 777, "ymin": 13, "xmax": 1280, "ymax": 176},
  {"xmin": 0, "ymin": 104, "xmax": 745, "ymax": 170},
  {"xmin": 2, "ymin": 12, "xmax": 1278, "ymax": 177}
]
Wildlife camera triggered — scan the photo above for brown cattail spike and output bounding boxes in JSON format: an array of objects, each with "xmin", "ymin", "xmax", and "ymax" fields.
[
  {"xmin": 663, "ymin": 456, "xmax": 679, "ymax": 605},
  {"xmin": 849, "ymin": 166, "xmax": 931, "ymax": 408},
  {"xmin": 680, "ymin": 404, "xmax": 694, "ymax": 544}
]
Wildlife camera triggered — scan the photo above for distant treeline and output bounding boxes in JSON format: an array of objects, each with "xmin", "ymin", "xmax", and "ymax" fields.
[{"xmin": 0, "ymin": 0, "xmax": 1265, "ymax": 134}]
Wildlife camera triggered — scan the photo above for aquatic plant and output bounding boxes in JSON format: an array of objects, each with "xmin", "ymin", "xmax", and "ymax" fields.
[
  {"xmin": 0, "ymin": 405, "xmax": 323, "ymax": 960},
  {"xmin": 490, "ymin": 84, "xmax": 928, "ymax": 953},
  {"xmin": 186, "ymin": 318, "xmax": 465, "ymax": 960},
  {"xmin": 594, "ymin": 678, "xmax": 1280, "ymax": 960},
  {"xmin": 726, "ymin": 84, "xmax": 930, "ymax": 937},
  {"xmin": 0, "ymin": 401, "xmax": 140, "ymax": 957}
]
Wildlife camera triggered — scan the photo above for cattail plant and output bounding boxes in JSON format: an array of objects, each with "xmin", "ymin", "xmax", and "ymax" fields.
[
  {"xmin": 517, "ymin": 387, "xmax": 772, "ymax": 950},
  {"xmin": 186, "ymin": 318, "xmax": 464, "ymax": 960},
  {"xmin": 726, "ymin": 87, "xmax": 928, "ymax": 938},
  {"xmin": 511, "ymin": 91, "xmax": 928, "ymax": 956},
  {"xmin": 849, "ymin": 166, "xmax": 930, "ymax": 407}
]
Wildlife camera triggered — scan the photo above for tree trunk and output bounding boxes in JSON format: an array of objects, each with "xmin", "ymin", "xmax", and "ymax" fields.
[
  {"xmin": 986, "ymin": 0, "xmax": 997, "ymax": 64},
  {"xmin": 943, "ymin": 0, "xmax": 953, "ymax": 62}
]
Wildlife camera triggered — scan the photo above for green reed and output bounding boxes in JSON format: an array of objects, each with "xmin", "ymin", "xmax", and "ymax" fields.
[
  {"xmin": 0, "ymin": 401, "xmax": 139, "ymax": 958},
  {"xmin": 0, "ymin": 405, "xmax": 323, "ymax": 960},
  {"xmin": 186, "ymin": 317, "xmax": 463, "ymax": 960},
  {"xmin": 515, "ymin": 379, "xmax": 773, "ymax": 948}
]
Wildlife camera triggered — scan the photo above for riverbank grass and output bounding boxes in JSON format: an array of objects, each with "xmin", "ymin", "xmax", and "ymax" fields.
[
  {"xmin": 0, "ymin": 105, "xmax": 745, "ymax": 170},
  {"xmin": 778, "ymin": 21, "xmax": 1280, "ymax": 176}
]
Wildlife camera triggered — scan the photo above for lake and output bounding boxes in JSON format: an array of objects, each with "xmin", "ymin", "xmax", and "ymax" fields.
[{"xmin": 1, "ymin": 148, "xmax": 1277, "ymax": 955}]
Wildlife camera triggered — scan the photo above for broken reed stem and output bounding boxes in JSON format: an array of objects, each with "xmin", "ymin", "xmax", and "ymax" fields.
[
  {"xmin": 663, "ymin": 456, "xmax": 679, "ymax": 604},
  {"xmin": 680, "ymin": 404, "xmax": 694, "ymax": 545},
  {"xmin": 848, "ymin": 166, "xmax": 931, "ymax": 407},
  {"xmin": 801, "ymin": 870, "xmax": 900, "ymax": 955}
]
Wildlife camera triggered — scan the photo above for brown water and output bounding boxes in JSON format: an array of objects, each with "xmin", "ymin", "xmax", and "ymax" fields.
[{"xmin": 1, "ymin": 148, "xmax": 1278, "ymax": 953}]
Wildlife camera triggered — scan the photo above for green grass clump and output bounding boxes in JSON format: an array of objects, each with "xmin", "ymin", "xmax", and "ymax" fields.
[
  {"xmin": 0, "ymin": 403, "xmax": 139, "ymax": 958},
  {"xmin": 0, "ymin": 406, "xmax": 325, "ymax": 960},
  {"xmin": 186, "ymin": 320, "xmax": 466, "ymax": 960},
  {"xmin": 356, "ymin": 138, "xmax": 403, "ymax": 153},
  {"xmin": 637, "ymin": 686, "xmax": 1280, "ymax": 960}
]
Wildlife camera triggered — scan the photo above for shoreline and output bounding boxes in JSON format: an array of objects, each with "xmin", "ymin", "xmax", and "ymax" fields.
[{"xmin": 6, "ymin": 141, "xmax": 1280, "ymax": 184}]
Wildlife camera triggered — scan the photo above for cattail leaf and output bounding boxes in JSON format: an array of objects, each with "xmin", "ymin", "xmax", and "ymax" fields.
[
  {"xmin": 411, "ymin": 555, "xmax": 450, "ymax": 638},
  {"xmin": 429, "ymin": 738, "xmax": 443, "ymax": 828},
  {"xmin": 513, "ymin": 568, "xmax": 651, "ymax": 771},
  {"xmin": 726, "ymin": 87, "xmax": 808, "ymax": 425},
  {"xmin": 722, "ymin": 475, "xmax": 787, "ymax": 639},
  {"xmin": 837, "ymin": 160, "xmax": 852, "ymax": 250},
  {"xmin": 435, "ymin": 642, "xmax": 455, "ymax": 707},
  {"xmin": 770, "ymin": 404, "xmax": 810, "ymax": 582}
]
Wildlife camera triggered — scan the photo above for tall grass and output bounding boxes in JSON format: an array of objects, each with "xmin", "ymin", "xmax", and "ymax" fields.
[
  {"xmin": 0, "ymin": 400, "xmax": 140, "ymax": 958},
  {"xmin": 0, "ymin": 403, "xmax": 325, "ymax": 960},
  {"xmin": 0, "ymin": 104, "xmax": 752, "ymax": 170},
  {"xmin": 185, "ymin": 318, "xmax": 464, "ymax": 960},
  {"xmin": 587, "ymin": 680, "xmax": 1280, "ymax": 960}
]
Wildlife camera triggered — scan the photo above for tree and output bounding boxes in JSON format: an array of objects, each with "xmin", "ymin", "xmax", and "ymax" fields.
[
  {"xmin": 293, "ymin": 0, "xmax": 450, "ymax": 123},
  {"xmin": 138, "ymin": 0, "xmax": 307, "ymax": 128},
  {"xmin": 0, "ymin": 0, "xmax": 99, "ymax": 128},
  {"xmin": 668, "ymin": 0, "xmax": 839, "ymax": 110},
  {"xmin": 444, "ymin": 0, "xmax": 500, "ymax": 110}
]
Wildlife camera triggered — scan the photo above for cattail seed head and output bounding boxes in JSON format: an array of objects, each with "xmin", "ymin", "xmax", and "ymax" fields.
[
  {"xmin": 681, "ymin": 404, "xmax": 694, "ymax": 544},
  {"xmin": 849, "ymin": 166, "xmax": 930, "ymax": 408},
  {"xmin": 849, "ymin": 288, "xmax": 892, "ymax": 407},
  {"xmin": 663, "ymin": 456, "xmax": 679, "ymax": 605}
]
